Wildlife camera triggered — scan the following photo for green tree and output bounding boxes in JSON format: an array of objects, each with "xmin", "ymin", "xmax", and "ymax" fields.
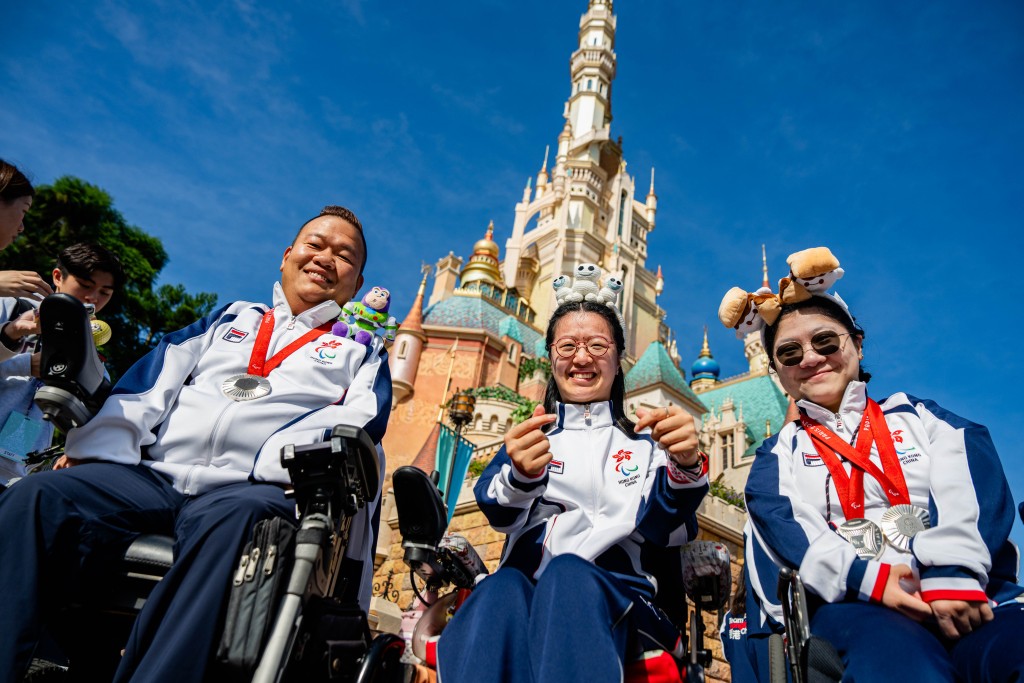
[{"xmin": 0, "ymin": 176, "xmax": 218, "ymax": 379}]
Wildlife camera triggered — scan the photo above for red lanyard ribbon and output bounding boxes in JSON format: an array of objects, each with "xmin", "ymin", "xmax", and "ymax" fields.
[
  {"xmin": 800, "ymin": 398, "xmax": 910, "ymax": 520},
  {"xmin": 247, "ymin": 311, "xmax": 333, "ymax": 377}
]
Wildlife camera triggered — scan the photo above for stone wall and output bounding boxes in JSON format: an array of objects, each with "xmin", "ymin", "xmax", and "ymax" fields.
[{"xmin": 372, "ymin": 479, "xmax": 748, "ymax": 682}]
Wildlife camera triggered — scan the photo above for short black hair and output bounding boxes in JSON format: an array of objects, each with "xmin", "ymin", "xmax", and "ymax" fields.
[
  {"xmin": 56, "ymin": 243, "xmax": 124, "ymax": 288},
  {"xmin": 0, "ymin": 159, "xmax": 34, "ymax": 203},
  {"xmin": 293, "ymin": 205, "xmax": 367, "ymax": 276}
]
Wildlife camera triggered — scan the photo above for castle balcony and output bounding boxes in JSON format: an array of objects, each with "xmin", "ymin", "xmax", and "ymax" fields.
[
  {"xmin": 566, "ymin": 164, "xmax": 606, "ymax": 203},
  {"xmin": 570, "ymin": 48, "xmax": 616, "ymax": 77}
]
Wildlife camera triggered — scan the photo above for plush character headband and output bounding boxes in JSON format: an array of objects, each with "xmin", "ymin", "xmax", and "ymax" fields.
[
  {"xmin": 553, "ymin": 262, "xmax": 625, "ymax": 328},
  {"xmin": 718, "ymin": 247, "xmax": 853, "ymax": 338}
]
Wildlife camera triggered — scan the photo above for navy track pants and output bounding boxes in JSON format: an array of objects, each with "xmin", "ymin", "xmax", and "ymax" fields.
[
  {"xmin": 810, "ymin": 600, "xmax": 1024, "ymax": 683},
  {"xmin": 436, "ymin": 554, "xmax": 680, "ymax": 683},
  {"xmin": 0, "ymin": 463, "xmax": 295, "ymax": 682}
]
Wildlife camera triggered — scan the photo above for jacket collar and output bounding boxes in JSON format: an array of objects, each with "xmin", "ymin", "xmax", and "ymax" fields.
[
  {"xmin": 797, "ymin": 380, "xmax": 867, "ymax": 435},
  {"xmin": 555, "ymin": 400, "xmax": 615, "ymax": 430},
  {"xmin": 272, "ymin": 281, "xmax": 342, "ymax": 329}
]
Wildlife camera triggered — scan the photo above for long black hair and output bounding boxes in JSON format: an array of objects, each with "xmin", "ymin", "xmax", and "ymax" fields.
[
  {"xmin": 542, "ymin": 300, "xmax": 639, "ymax": 438},
  {"xmin": 763, "ymin": 296, "xmax": 872, "ymax": 383}
]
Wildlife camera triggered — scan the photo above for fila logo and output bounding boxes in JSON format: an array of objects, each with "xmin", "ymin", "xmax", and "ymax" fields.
[
  {"xmin": 548, "ymin": 460, "xmax": 564, "ymax": 475},
  {"xmin": 802, "ymin": 452, "xmax": 823, "ymax": 467},
  {"xmin": 223, "ymin": 328, "xmax": 249, "ymax": 343}
]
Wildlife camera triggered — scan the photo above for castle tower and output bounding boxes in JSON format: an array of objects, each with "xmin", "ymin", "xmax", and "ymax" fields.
[
  {"xmin": 745, "ymin": 244, "xmax": 772, "ymax": 375},
  {"xmin": 500, "ymin": 0, "xmax": 662, "ymax": 362},
  {"xmin": 460, "ymin": 221, "xmax": 503, "ymax": 287},
  {"xmin": 390, "ymin": 267, "xmax": 430, "ymax": 407},
  {"xmin": 690, "ymin": 326, "xmax": 721, "ymax": 393}
]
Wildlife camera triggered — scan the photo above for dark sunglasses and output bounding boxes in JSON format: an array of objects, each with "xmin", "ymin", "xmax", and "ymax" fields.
[{"xmin": 774, "ymin": 331, "xmax": 852, "ymax": 367}]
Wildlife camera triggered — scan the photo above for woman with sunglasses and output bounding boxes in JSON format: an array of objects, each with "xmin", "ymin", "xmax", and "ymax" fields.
[
  {"xmin": 437, "ymin": 297, "xmax": 709, "ymax": 683},
  {"xmin": 737, "ymin": 248, "xmax": 1023, "ymax": 682}
]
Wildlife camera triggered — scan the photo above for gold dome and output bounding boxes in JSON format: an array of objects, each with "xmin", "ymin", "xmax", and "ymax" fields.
[{"xmin": 460, "ymin": 220, "xmax": 503, "ymax": 287}]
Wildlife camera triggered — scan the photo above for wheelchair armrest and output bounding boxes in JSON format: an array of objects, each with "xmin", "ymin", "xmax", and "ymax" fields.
[{"xmin": 123, "ymin": 534, "xmax": 175, "ymax": 580}]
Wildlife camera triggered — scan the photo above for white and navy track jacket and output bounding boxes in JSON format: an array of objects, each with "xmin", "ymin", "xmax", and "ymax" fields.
[
  {"xmin": 475, "ymin": 401, "xmax": 709, "ymax": 599},
  {"xmin": 746, "ymin": 380, "xmax": 1022, "ymax": 610},
  {"xmin": 63, "ymin": 282, "xmax": 392, "ymax": 609}
]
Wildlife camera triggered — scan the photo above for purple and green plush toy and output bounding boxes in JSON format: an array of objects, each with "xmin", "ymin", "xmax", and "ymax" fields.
[{"xmin": 332, "ymin": 286, "xmax": 398, "ymax": 345}]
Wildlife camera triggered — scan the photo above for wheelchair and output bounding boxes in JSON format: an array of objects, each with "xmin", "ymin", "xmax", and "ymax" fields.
[
  {"xmin": 764, "ymin": 569, "xmax": 844, "ymax": 683},
  {"xmin": 20, "ymin": 294, "xmax": 406, "ymax": 683},
  {"xmin": 390, "ymin": 464, "xmax": 733, "ymax": 683}
]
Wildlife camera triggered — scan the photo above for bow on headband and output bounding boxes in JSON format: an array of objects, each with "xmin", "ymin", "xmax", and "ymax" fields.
[{"xmin": 718, "ymin": 247, "xmax": 845, "ymax": 337}]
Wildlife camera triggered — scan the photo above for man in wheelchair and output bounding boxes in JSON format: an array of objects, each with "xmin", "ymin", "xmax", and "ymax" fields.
[{"xmin": 0, "ymin": 206, "xmax": 392, "ymax": 683}]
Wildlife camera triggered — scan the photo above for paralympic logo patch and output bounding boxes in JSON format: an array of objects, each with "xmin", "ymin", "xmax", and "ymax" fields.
[
  {"xmin": 309, "ymin": 338, "xmax": 344, "ymax": 366},
  {"xmin": 314, "ymin": 339, "xmax": 343, "ymax": 360},
  {"xmin": 612, "ymin": 449, "xmax": 638, "ymax": 476},
  {"xmin": 892, "ymin": 429, "xmax": 918, "ymax": 456}
]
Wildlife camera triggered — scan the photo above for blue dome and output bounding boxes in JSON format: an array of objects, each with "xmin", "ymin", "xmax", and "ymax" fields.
[{"xmin": 691, "ymin": 355, "xmax": 720, "ymax": 380}]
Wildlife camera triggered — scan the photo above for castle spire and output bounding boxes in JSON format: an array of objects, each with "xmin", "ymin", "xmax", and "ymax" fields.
[
  {"xmin": 536, "ymin": 145, "xmax": 550, "ymax": 196},
  {"xmin": 389, "ymin": 264, "xmax": 432, "ymax": 407},
  {"xmin": 655, "ymin": 264, "xmax": 664, "ymax": 297},
  {"xmin": 761, "ymin": 244, "xmax": 770, "ymax": 289},
  {"xmin": 565, "ymin": 0, "xmax": 617, "ymax": 139},
  {"xmin": 699, "ymin": 325, "xmax": 712, "ymax": 358},
  {"xmin": 645, "ymin": 167, "xmax": 658, "ymax": 230}
]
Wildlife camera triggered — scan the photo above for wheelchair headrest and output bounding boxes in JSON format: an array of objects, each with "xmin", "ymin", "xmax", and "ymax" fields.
[
  {"xmin": 681, "ymin": 540, "xmax": 732, "ymax": 612},
  {"xmin": 392, "ymin": 466, "xmax": 448, "ymax": 552}
]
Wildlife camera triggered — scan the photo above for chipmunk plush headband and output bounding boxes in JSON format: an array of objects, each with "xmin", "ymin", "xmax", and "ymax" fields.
[
  {"xmin": 718, "ymin": 247, "xmax": 854, "ymax": 338},
  {"xmin": 552, "ymin": 263, "xmax": 625, "ymax": 328}
]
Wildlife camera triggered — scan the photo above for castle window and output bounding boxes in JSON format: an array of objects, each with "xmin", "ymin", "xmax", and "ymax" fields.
[
  {"xmin": 720, "ymin": 433, "xmax": 735, "ymax": 470},
  {"xmin": 507, "ymin": 345, "xmax": 518, "ymax": 363},
  {"xmin": 397, "ymin": 340, "xmax": 408, "ymax": 360},
  {"xmin": 617, "ymin": 191, "xmax": 628, "ymax": 237},
  {"xmin": 587, "ymin": 79, "xmax": 593, "ymax": 91}
]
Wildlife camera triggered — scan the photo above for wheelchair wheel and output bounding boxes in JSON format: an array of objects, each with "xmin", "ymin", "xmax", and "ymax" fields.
[
  {"xmin": 23, "ymin": 659, "xmax": 68, "ymax": 682},
  {"xmin": 354, "ymin": 633, "xmax": 406, "ymax": 683},
  {"xmin": 768, "ymin": 634, "xmax": 787, "ymax": 683}
]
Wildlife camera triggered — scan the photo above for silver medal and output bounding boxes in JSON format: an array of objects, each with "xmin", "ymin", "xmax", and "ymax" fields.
[
  {"xmin": 221, "ymin": 373, "xmax": 272, "ymax": 401},
  {"xmin": 837, "ymin": 518, "xmax": 886, "ymax": 560},
  {"xmin": 879, "ymin": 504, "xmax": 930, "ymax": 552}
]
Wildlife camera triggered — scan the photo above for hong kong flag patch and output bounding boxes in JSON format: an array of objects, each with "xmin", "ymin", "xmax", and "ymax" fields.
[{"xmin": 223, "ymin": 327, "xmax": 249, "ymax": 343}]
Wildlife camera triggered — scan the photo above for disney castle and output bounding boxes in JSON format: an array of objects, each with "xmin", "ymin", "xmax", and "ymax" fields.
[{"xmin": 372, "ymin": 2, "xmax": 790, "ymax": 679}]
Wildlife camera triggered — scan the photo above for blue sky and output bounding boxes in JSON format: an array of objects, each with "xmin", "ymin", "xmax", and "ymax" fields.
[{"xmin": 3, "ymin": 1, "xmax": 1023, "ymax": 538}]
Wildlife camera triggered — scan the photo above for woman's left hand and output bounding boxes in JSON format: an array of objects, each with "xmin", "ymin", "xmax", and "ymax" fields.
[
  {"xmin": 635, "ymin": 406, "xmax": 700, "ymax": 467},
  {"xmin": 930, "ymin": 599, "xmax": 994, "ymax": 639}
]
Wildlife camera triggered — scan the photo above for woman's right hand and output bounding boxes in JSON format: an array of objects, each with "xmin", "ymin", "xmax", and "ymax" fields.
[
  {"xmin": 505, "ymin": 405, "xmax": 557, "ymax": 477},
  {"xmin": 0, "ymin": 271, "xmax": 53, "ymax": 299},
  {"xmin": 881, "ymin": 564, "xmax": 932, "ymax": 622}
]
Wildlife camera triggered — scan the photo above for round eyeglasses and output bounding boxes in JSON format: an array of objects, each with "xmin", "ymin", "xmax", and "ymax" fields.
[
  {"xmin": 551, "ymin": 336, "xmax": 612, "ymax": 359},
  {"xmin": 774, "ymin": 331, "xmax": 853, "ymax": 367}
]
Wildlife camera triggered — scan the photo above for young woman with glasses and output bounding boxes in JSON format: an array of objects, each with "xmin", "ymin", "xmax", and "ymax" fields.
[
  {"xmin": 437, "ymin": 299, "xmax": 710, "ymax": 683},
  {"xmin": 740, "ymin": 257, "xmax": 1024, "ymax": 682}
]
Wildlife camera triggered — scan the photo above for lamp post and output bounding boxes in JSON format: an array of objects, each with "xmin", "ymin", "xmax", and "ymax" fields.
[{"xmin": 443, "ymin": 389, "xmax": 476, "ymax": 505}]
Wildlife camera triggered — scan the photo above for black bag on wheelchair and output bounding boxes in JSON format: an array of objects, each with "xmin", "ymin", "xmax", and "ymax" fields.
[{"xmin": 217, "ymin": 515, "xmax": 297, "ymax": 673}]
